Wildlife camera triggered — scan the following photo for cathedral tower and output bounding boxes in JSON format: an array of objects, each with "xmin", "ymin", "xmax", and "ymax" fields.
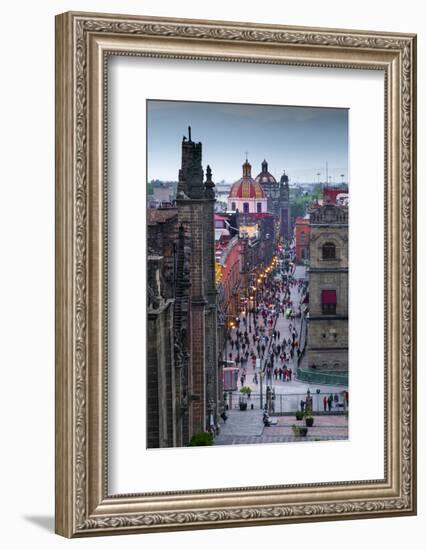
[
  {"xmin": 279, "ymin": 170, "xmax": 291, "ymax": 241},
  {"xmin": 176, "ymin": 127, "xmax": 220, "ymax": 436}
]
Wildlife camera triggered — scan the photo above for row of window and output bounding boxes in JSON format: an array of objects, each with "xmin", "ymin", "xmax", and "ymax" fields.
[{"xmin": 231, "ymin": 202, "xmax": 263, "ymax": 213}]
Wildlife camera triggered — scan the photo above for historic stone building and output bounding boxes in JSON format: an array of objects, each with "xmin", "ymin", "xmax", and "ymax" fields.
[
  {"xmin": 255, "ymin": 159, "xmax": 279, "ymax": 215},
  {"xmin": 147, "ymin": 127, "xmax": 221, "ymax": 448},
  {"xmin": 306, "ymin": 202, "xmax": 348, "ymax": 373},
  {"xmin": 254, "ymin": 161, "xmax": 292, "ymax": 242},
  {"xmin": 228, "ymin": 158, "xmax": 267, "ymax": 214},
  {"xmin": 278, "ymin": 170, "xmax": 291, "ymax": 241},
  {"xmin": 147, "ymin": 208, "xmax": 182, "ymax": 448},
  {"xmin": 229, "ymin": 159, "xmax": 292, "ymax": 242}
]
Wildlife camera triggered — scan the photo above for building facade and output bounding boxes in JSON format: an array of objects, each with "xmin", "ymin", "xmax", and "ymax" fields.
[
  {"xmin": 306, "ymin": 202, "xmax": 349, "ymax": 373},
  {"xmin": 278, "ymin": 171, "xmax": 291, "ymax": 241},
  {"xmin": 217, "ymin": 235, "xmax": 241, "ymax": 317},
  {"xmin": 255, "ymin": 159, "xmax": 280, "ymax": 215},
  {"xmin": 147, "ymin": 209, "xmax": 181, "ymax": 448},
  {"xmin": 295, "ymin": 215, "xmax": 310, "ymax": 263},
  {"xmin": 147, "ymin": 127, "xmax": 221, "ymax": 448},
  {"xmin": 228, "ymin": 158, "xmax": 267, "ymax": 214}
]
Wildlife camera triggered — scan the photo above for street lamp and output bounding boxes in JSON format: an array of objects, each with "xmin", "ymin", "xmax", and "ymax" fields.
[
  {"xmin": 259, "ymin": 368, "xmax": 264, "ymax": 410},
  {"xmin": 316, "ymin": 388, "xmax": 321, "ymax": 412}
]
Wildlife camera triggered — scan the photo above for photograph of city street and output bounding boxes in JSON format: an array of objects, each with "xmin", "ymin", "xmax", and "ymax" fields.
[{"xmin": 147, "ymin": 100, "xmax": 349, "ymax": 449}]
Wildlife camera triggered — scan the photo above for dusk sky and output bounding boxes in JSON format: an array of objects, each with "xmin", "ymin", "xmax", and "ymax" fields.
[{"xmin": 147, "ymin": 100, "xmax": 348, "ymax": 184}]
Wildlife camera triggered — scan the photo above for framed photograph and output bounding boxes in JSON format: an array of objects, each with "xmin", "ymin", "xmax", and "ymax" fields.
[{"xmin": 55, "ymin": 11, "xmax": 417, "ymax": 537}]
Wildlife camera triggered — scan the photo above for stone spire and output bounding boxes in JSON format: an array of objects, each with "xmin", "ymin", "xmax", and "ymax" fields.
[
  {"xmin": 177, "ymin": 126, "xmax": 204, "ymax": 199},
  {"xmin": 280, "ymin": 170, "xmax": 290, "ymax": 202},
  {"xmin": 204, "ymin": 164, "xmax": 215, "ymax": 199}
]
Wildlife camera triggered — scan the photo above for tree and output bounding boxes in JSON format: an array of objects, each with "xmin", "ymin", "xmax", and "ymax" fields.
[{"xmin": 290, "ymin": 186, "xmax": 323, "ymax": 221}]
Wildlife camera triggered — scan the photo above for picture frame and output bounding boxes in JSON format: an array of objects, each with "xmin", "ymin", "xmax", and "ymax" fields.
[{"xmin": 55, "ymin": 11, "xmax": 417, "ymax": 537}]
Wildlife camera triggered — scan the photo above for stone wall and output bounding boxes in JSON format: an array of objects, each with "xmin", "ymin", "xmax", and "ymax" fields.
[
  {"xmin": 147, "ymin": 129, "xmax": 221, "ymax": 447},
  {"xmin": 147, "ymin": 298, "xmax": 176, "ymax": 448},
  {"xmin": 306, "ymin": 204, "xmax": 349, "ymax": 373}
]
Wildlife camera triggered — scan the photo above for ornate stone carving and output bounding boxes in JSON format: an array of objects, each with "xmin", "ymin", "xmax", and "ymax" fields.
[{"xmin": 70, "ymin": 14, "xmax": 415, "ymax": 532}]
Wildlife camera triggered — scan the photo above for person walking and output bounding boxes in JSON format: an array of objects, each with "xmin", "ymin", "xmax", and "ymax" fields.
[{"xmin": 323, "ymin": 395, "xmax": 327, "ymax": 412}]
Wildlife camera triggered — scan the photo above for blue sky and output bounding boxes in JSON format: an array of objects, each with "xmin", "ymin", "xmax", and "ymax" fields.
[{"xmin": 147, "ymin": 100, "xmax": 348, "ymax": 184}]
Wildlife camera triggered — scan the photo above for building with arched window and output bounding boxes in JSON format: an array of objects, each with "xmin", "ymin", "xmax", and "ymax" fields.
[
  {"xmin": 306, "ymin": 203, "xmax": 349, "ymax": 373},
  {"xmin": 228, "ymin": 158, "xmax": 292, "ymax": 242},
  {"xmin": 254, "ymin": 159, "xmax": 279, "ymax": 215},
  {"xmin": 227, "ymin": 158, "xmax": 267, "ymax": 214}
]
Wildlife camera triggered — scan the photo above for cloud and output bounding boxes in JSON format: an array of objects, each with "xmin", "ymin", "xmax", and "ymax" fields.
[{"xmin": 148, "ymin": 99, "xmax": 347, "ymax": 124}]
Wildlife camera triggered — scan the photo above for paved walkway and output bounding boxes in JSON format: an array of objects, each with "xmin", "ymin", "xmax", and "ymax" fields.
[{"xmin": 214, "ymin": 409, "xmax": 348, "ymax": 446}]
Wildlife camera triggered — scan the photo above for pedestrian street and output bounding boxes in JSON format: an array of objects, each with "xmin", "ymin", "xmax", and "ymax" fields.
[{"xmin": 218, "ymin": 249, "xmax": 349, "ymax": 443}]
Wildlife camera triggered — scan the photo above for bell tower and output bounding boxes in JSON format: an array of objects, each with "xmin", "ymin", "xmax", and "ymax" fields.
[{"xmin": 279, "ymin": 170, "xmax": 291, "ymax": 240}]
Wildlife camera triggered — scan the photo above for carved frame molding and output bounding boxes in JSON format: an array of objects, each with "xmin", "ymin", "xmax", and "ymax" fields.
[{"xmin": 55, "ymin": 11, "xmax": 416, "ymax": 537}]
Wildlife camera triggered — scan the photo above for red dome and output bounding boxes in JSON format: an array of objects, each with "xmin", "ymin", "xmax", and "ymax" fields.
[
  {"xmin": 228, "ymin": 158, "xmax": 266, "ymax": 199},
  {"xmin": 229, "ymin": 178, "xmax": 266, "ymax": 199}
]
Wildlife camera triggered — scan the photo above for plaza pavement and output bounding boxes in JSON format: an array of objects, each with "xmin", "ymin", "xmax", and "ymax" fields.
[{"xmin": 214, "ymin": 408, "xmax": 348, "ymax": 445}]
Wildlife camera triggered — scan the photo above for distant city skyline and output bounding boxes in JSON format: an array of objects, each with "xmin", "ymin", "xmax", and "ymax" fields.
[{"xmin": 147, "ymin": 100, "xmax": 348, "ymax": 185}]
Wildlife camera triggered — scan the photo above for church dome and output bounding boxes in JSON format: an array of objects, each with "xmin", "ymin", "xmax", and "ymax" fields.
[
  {"xmin": 255, "ymin": 159, "xmax": 277, "ymax": 185},
  {"xmin": 229, "ymin": 158, "xmax": 266, "ymax": 199}
]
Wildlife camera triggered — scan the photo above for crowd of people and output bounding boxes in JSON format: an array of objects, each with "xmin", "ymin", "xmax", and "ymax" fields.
[{"xmin": 226, "ymin": 243, "xmax": 308, "ymax": 386}]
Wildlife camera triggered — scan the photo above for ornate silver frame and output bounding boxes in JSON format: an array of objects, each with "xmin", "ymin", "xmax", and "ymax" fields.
[{"xmin": 55, "ymin": 11, "xmax": 417, "ymax": 537}]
